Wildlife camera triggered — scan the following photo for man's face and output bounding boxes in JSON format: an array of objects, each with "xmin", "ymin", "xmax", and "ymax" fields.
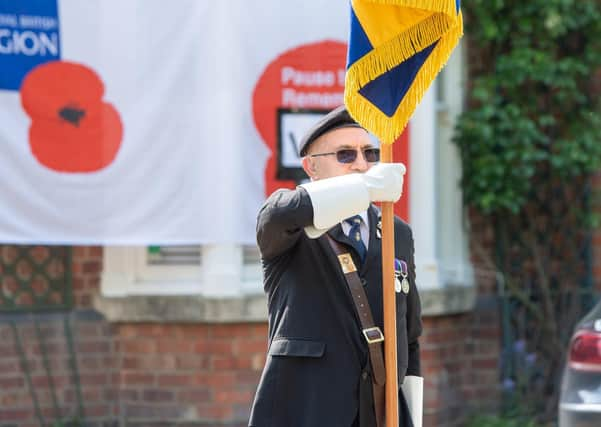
[{"xmin": 301, "ymin": 127, "xmax": 376, "ymax": 181}]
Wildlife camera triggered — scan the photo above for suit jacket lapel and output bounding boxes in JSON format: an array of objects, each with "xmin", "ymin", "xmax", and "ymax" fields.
[{"xmin": 327, "ymin": 223, "xmax": 355, "ymax": 249}]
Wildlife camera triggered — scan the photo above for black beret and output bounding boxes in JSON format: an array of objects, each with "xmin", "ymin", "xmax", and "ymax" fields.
[{"xmin": 298, "ymin": 105, "xmax": 363, "ymax": 157}]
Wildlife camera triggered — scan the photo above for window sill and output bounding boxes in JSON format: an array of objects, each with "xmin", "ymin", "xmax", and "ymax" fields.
[{"xmin": 93, "ymin": 285, "xmax": 475, "ymax": 323}]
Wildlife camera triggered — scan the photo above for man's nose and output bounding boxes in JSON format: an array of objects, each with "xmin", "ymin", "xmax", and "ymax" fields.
[{"xmin": 350, "ymin": 150, "xmax": 369, "ymax": 172}]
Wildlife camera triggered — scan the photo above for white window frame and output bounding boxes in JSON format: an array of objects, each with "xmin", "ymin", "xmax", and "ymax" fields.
[{"xmin": 409, "ymin": 40, "xmax": 474, "ymax": 290}]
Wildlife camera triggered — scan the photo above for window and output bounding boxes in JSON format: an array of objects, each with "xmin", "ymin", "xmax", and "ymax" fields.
[{"xmin": 101, "ymin": 244, "xmax": 262, "ymax": 297}]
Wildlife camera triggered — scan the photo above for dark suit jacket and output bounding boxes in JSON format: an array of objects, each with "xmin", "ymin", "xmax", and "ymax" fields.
[{"xmin": 249, "ymin": 187, "xmax": 422, "ymax": 427}]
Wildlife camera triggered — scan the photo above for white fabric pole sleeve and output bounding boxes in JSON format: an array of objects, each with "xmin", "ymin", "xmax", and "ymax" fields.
[
  {"xmin": 299, "ymin": 173, "xmax": 370, "ymax": 239},
  {"xmin": 401, "ymin": 375, "xmax": 423, "ymax": 427}
]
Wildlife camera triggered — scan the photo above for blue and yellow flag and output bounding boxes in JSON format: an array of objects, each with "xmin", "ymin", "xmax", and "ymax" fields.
[{"xmin": 345, "ymin": 0, "xmax": 463, "ymax": 143}]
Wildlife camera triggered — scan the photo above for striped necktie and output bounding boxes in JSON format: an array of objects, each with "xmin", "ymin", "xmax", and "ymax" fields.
[{"xmin": 345, "ymin": 215, "xmax": 366, "ymax": 263}]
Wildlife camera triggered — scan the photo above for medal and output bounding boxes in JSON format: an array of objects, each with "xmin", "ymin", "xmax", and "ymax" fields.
[
  {"xmin": 401, "ymin": 277, "xmax": 410, "ymax": 294},
  {"xmin": 394, "ymin": 259, "xmax": 410, "ymax": 294}
]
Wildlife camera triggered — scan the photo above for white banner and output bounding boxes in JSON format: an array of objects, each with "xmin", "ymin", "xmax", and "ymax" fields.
[{"xmin": 0, "ymin": 0, "xmax": 349, "ymax": 244}]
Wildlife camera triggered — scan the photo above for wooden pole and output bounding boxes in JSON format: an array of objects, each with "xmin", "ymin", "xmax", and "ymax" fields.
[{"xmin": 381, "ymin": 143, "xmax": 398, "ymax": 427}]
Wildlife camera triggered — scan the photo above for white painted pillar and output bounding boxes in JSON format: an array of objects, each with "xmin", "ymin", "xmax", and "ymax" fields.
[
  {"xmin": 201, "ymin": 244, "xmax": 243, "ymax": 296},
  {"xmin": 100, "ymin": 247, "xmax": 137, "ymax": 297},
  {"xmin": 409, "ymin": 83, "xmax": 441, "ymax": 290}
]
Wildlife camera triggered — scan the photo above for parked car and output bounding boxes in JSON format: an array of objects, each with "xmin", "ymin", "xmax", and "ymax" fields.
[{"xmin": 559, "ymin": 298, "xmax": 601, "ymax": 427}]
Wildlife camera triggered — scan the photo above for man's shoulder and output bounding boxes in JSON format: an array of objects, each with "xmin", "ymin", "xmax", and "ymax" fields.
[
  {"xmin": 393, "ymin": 215, "xmax": 411, "ymax": 230},
  {"xmin": 393, "ymin": 215, "xmax": 412, "ymax": 241}
]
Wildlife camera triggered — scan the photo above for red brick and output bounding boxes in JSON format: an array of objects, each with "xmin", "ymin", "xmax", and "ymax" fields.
[
  {"xmin": 76, "ymin": 340, "xmax": 111, "ymax": 353},
  {"xmin": 195, "ymin": 339, "xmax": 233, "ymax": 354},
  {"xmin": 0, "ymin": 409, "xmax": 30, "ymax": 421},
  {"xmin": 0, "ymin": 359, "xmax": 21, "ymax": 372},
  {"xmin": 211, "ymin": 355, "xmax": 252, "ymax": 370},
  {"xmin": 0, "ymin": 345, "xmax": 18, "ymax": 358},
  {"xmin": 30, "ymin": 375, "xmax": 70, "ymax": 388},
  {"xmin": 235, "ymin": 371, "xmax": 262, "ymax": 386},
  {"xmin": 175, "ymin": 355, "xmax": 209, "ymax": 370},
  {"xmin": 72, "ymin": 277, "xmax": 85, "ymax": 290},
  {"xmin": 143, "ymin": 389, "xmax": 175, "ymax": 402},
  {"xmin": 178, "ymin": 388, "xmax": 211, "ymax": 402},
  {"xmin": 84, "ymin": 403, "xmax": 111, "ymax": 417},
  {"xmin": 89, "ymin": 246, "xmax": 103, "ymax": 257},
  {"xmin": 157, "ymin": 339, "xmax": 195, "ymax": 354},
  {"xmin": 120, "ymin": 372, "xmax": 155, "ymax": 386},
  {"xmin": 209, "ymin": 323, "xmax": 267, "ymax": 339},
  {"xmin": 63, "ymin": 387, "xmax": 102, "ymax": 403},
  {"xmin": 77, "ymin": 356, "xmax": 103, "ymax": 371},
  {"xmin": 135, "ymin": 354, "xmax": 177, "ymax": 370},
  {"xmin": 121, "ymin": 339, "xmax": 156, "ymax": 353},
  {"xmin": 472, "ymin": 358, "xmax": 499, "ymax": 370},
  {"xmin": 234, "ymin": 338, "xmax": 268, "ymax": 354},
  {"xmin": 82, "ymin": 260, "xmax": 102, "ymax": 274},
  {"xmin": 84, "ymin": 276, "xmax": 100, "ymax": 289},
  {"xmin": 75, "ymin": 294, "xmax": 92, "ymax": 307},
  {"xmin": 72, "ymin": 247, "xmax": 87, "ymax": 258},
  {"xmin": 157, "ymin": 374, "xmax": 195, "ymax": 387},
  {"xmin": 124, "ymin": 403, "xmax": 186, "ymax": 418},
  {"xmin": 194, "ymin": 372, "xmax": 236, "ymax": 388},
  {"xmin": 214, "ymin": 389, "xmax": 253, "ymax": 404},
  {"xmin": 196, "ymin": 403, "xmax": 233, "ymax": 420},
  {"xmin": 71, "ymin": 261, "xmax": 82, "ymax": 274},
  {"xmin": 0, "ymin": 391, "xmax": 32, "ymax": 407},
  {"xmin": 80, "ymin": 373, "xmax": 110, "ymax": 386}
]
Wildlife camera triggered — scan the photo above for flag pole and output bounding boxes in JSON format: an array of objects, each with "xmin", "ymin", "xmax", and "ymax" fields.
[{"xmin": 381, "ymin": 142, "xmax": 398, "ymax": 427}]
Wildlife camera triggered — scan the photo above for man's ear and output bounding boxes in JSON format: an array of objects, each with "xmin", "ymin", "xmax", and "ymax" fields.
[{"xmin": 301, "ymin": 156, "xmax": 318, "ymax": 180}]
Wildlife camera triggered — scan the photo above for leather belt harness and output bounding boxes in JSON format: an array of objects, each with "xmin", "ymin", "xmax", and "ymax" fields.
[{"xmin": 327, "ymin": 236, "xmax": 386, "ymax": 427}]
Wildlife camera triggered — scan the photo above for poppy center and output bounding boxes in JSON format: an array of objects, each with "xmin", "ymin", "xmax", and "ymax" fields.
[{"xmin": 58, "ymin": 106, "xmax": 86, "ymax": 127}]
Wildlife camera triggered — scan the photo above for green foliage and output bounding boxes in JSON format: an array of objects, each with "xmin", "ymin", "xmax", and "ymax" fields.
[
  {"xmin": 454, "ymin": 1, "xmax": 601, "ymax": 422},
  {"xmin": 454, "ymin": 0, "xmax": 601, "ymax": 214}
]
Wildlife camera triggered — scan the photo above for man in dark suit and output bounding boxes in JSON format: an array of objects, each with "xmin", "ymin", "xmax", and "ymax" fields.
[{"xmin": 249, "ymin": 106, "xmax": 422, "ymax": 427}]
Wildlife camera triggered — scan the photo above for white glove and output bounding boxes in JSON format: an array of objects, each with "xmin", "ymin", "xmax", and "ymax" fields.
[
  {"xmin": 401, "ymin": 375, "xmax": 423, "ymax": 427},
  {"xmin": 299, "ymin": 163, "xmax": 406, "ymax": 238},
  {"xmin": 300, "ymin": 173, "xmax": 370, "ymax": 238},
  {"xmin": 363, "ymin": 162, "xmax": 406, "ymax": 202}
]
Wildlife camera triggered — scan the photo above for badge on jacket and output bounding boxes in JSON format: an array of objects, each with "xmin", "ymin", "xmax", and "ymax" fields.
[{"xmin": 394, "ymin": 259, "xmax": 410, "ymax": 294}]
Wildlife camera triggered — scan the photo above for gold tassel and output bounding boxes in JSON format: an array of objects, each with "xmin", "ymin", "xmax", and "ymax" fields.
[
  {"xmin": 346, "ymin": 11, "xmax": 457, "ymax": 91},
  {"xmin": 354, "ymin": 0, "xmax": 458, "ymax": 17},
  {"xmin": 345, "ymin": 11, "xmax": 463, "ymax": 144}
]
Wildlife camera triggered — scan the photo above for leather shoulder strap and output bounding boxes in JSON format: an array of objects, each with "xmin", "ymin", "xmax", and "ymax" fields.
[{"xmin": 326, "ymin": 235, "xmax": 386, "ymax": 427}]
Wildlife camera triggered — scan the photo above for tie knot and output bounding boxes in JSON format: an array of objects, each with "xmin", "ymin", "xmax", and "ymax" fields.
[{"xmin": 345, "ymin": 215, "xmax": 363, "ymax": 226}]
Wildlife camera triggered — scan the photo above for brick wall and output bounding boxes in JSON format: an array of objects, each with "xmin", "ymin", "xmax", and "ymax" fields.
[
  {"xmin": 112, "ymin": 323, "xmax": 266, "ymax": 426},
  {"xmin": 72, "ymin": 246, "xmax": 103, "ymax": 309},
  {"xmin": 421, "ymin": 304, "xmax": 501, "ymax": 427},
  {"xmin": 0, "ymin": 245, "xmax": 505, "ymax": 427},
  {"xmin": 0, "ymin": 311, "xmax": 116, "ymax": 427}
]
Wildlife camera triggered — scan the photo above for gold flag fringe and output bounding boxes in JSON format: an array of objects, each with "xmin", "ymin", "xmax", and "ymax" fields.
[
  {"xmin": 345, "ymin": 12, "xmax": 456, "ymax": 91},
  {"xmin": 345, "ymin": 10, "xmax": 463, "ymax": 144},
  {"xmin": 357, "ymin": 0, "xmax": 459, "ymax": 18}
]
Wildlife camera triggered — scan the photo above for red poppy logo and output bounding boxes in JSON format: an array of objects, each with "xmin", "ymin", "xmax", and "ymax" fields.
[{"xmin": 20, "ymin": 60, "xmax": 123, "ymax": 173}]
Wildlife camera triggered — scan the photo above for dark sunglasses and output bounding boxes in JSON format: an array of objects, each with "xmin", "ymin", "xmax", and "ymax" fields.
[{"xmin": 308, "ymin": 147, "xmax": 380, "ymax": 164}]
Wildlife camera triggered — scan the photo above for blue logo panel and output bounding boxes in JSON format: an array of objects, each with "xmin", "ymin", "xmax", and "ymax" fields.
[{"xmin": 0, "ymin": 0, "xmax": 61, "ymax": 91}]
